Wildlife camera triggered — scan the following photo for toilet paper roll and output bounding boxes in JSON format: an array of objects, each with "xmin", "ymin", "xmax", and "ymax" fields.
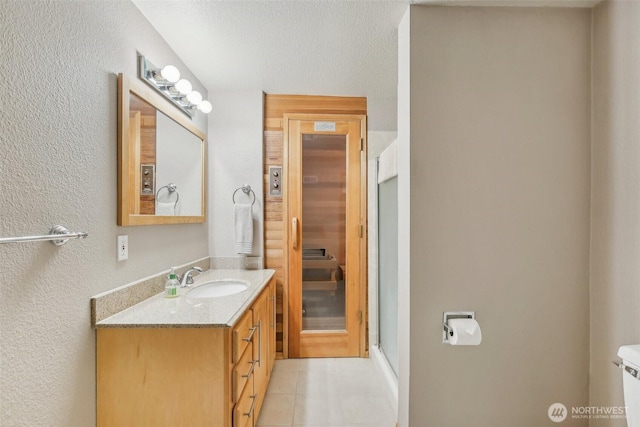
[{"xmin": 448, "ymin": 318, "xmax": 482, "ymax": 345}]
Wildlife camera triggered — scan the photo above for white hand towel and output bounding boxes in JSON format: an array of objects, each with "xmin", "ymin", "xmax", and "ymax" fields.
[
  {"xmin": 234, "ymin": 203, "xmax": 253, "ymax": 255},
  {"xmin": 156, "ymin": 202, "xmax": 175, "ymax": 216}
]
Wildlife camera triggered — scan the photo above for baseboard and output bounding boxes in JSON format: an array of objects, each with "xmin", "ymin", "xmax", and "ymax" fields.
[{"xmin": 370, "ymin": 345, "xmax": 399, "ymax": 417}]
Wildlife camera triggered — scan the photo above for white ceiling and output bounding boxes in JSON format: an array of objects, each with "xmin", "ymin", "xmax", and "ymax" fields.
[{"xmin": 132, "ymin": 0, "xmax": 599, "ymax": 131}]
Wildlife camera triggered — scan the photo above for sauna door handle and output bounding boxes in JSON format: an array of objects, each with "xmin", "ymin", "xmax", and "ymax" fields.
[{"xmin": 292, "ymin": 217, "xmax": 298, "ymax": 249}]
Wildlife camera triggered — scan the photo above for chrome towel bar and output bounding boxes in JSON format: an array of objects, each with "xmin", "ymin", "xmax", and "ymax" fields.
[{"xmin": 0, "ymin": 225, "xmax": 88, "ymax": 246}]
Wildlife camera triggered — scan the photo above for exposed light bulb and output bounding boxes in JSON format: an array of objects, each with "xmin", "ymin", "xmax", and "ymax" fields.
[
  {"xmin": 198, "ymin": 100, "xmax": 212, "ymax": 114},
  {"xmin": 160, "ymin": 65, "xmax": 180, "ymax": 83},
  {"xmin": 186, "ymin": 90, "xmax": 202, "ymax": 106},
  {"xmin": 174, "ymin": 79, "xmax": 192, "ymax": 95}
]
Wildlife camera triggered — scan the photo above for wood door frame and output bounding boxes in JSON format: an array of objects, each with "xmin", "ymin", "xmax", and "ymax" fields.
[{"xmin": 283, "ymin": 113, "xmax": 368, "ymax": 358}]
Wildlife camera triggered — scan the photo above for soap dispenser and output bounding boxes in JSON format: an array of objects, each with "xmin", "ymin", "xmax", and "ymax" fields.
[{"xmin": 165, "ymin": 268, "xmax": 180, "ymax": 298}]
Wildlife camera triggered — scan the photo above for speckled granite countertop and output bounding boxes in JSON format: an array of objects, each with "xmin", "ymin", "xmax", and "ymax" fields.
[{"xmin": 94, "ymin": 269, "xmax": 275, "ymax": 329}]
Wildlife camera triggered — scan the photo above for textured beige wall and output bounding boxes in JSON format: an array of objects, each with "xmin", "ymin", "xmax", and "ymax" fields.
[
  {"xmin": 396, "ymin": 9, "xmax": 411, "ymax": 427},
  {"xmin": 0, "ymin": 2, "xmax": 208, "ymax": 426},
  {"xmin": 405, "ymin": 6, "xmax": 591, "ymax": 426},
  {"xmin": 590, "ymin": 2, "xmax": 640, "ymax": 426}
]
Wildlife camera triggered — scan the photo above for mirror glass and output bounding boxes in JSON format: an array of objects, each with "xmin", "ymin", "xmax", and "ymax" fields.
[{"xmin": 118, "ymin": 74, "xmax": 206, "ymax": 226}]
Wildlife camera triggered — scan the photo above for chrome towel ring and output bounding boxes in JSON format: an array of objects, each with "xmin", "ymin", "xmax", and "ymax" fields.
[
  {"xmin": 232, "ymin": 184, "xmax": 256, "ymax": 206},
  {"xmin": 156, "ymin": 183, "xmax": 180, "ymax": 210}
]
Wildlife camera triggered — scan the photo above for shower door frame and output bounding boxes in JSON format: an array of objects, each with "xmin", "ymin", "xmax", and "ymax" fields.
[{"xmin": 284, "ymin": 113, "xmax": 368, "ymax": 358}]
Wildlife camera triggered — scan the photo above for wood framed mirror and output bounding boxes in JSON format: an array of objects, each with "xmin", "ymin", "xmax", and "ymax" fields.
[{"xmin": 117, "ymin": 74, "xmax": 206, "ymax": 226}]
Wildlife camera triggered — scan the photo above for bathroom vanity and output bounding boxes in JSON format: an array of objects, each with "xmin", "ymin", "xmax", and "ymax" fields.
[{"xmin": 94, "ymin": 269, "xmax": 276, "ymax": 427}]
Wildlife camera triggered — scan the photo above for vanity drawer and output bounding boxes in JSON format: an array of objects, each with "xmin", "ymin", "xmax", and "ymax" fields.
[
  {"xmin": 232, "ymin": 310, "xmax": 255, "ymax": 364},
  {"xmin": 233, "ymin": 341, "xmax": 255, "ymax": 402},
  {"xmin": 233, "ymin": 375, "xmax": 255, "ymax": 427}
]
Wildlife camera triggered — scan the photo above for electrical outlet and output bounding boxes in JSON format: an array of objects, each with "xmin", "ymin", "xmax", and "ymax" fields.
[{"xmin": 117, "ymin": 235, "xmax": 128, "ymax": 261}]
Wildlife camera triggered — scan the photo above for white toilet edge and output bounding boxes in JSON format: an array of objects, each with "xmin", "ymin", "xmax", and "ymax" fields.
[{"xmin": 618, "ymin": 345, "xmax": 640, "ymax": 369}]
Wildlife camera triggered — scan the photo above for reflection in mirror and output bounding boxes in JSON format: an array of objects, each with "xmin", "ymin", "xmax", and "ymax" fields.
[
  {"xmin": 118, "ymin": 74, "xmax": 206, "ymax": 226},
  {"xmin": 130, "ymin": 93, "xmax": 203, "ymax": 216}
]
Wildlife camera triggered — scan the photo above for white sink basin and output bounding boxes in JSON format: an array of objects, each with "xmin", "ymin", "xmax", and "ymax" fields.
[{"xmin": 186, "ymin": 279, "xmax": 249, "ymax": 299}]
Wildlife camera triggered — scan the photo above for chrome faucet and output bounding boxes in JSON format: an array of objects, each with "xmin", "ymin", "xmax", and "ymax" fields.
[{"xmin": 179, "ymin": 267, "xmax": 203, "ymax": 287}]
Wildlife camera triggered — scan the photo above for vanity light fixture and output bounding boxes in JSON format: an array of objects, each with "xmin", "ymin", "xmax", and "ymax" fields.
[{"xmin": 138, "ymin": 55, "xmax": 212, "ymax": 118}]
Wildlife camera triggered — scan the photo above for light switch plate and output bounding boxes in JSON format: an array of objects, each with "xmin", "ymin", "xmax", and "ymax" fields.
[
  {"xmin": 269, "ymin": 166, "xmax": 282, "ymax": 197},
  {"xmin": 140, "ymin": 164, "xmax": 155, "ymax": 195}
]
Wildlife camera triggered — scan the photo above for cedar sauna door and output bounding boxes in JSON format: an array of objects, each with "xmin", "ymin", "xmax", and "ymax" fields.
[{"xmin": 286, "ymin": 115, "xmax": 364, "ymax": 358}]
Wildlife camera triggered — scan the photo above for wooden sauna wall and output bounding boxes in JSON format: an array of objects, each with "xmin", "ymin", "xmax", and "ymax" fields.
[
  {"xmin": 302, "ymin": 136, "xmax": 347, "ymax": 265},
  {"xmin": 263, "ymin": 94, "xmax": 367, "ymax": 358},
  {"xmin": 130, "ymin": 93, "xmax": 156, "ymax": 215}
]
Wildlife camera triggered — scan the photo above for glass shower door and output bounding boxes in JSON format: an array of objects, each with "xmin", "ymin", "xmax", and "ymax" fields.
[{"xmin": 378, "ymin": 174, "xmax": 399, "ymax": 375}]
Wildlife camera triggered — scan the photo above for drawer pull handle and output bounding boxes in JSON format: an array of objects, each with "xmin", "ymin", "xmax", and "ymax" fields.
[
  {"xmin": 271, "ymin": 295, "xmax": 276, "ymax": 328},
  {"xmin": 242, "ymin": 360, "xmax": 257, "ymax": 379},
  {"xmin": 256, "ymin": 321, "xmax": 262, "ymax": 366},
  {"xmin": 243, "ymin": 394, "xmax": 257, "ymax": 417},
  {"xmin": 242, "ymin": 326, "xmax": 257, "ymax": 343}
]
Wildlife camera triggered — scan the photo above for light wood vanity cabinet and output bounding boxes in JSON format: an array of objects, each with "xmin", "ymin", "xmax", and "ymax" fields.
[{"xmin": 97, "ymin": 278, "xmax": 276, "ymax": 427}]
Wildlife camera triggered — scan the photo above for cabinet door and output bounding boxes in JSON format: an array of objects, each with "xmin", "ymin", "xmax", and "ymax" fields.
[{"xmin": 251, "ymin": 287, "xmax": 270, "ymax": 419}]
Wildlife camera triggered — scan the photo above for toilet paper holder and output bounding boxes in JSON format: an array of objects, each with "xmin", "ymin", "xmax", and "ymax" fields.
[{"xmin": 442, "ymin": 311, "xmax": 476, "ymax": 344}]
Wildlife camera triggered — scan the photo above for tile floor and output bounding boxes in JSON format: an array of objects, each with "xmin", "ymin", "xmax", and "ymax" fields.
[{"xmin": 256, "ymin": 357, "xmax": 397, "ymax": 427}]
